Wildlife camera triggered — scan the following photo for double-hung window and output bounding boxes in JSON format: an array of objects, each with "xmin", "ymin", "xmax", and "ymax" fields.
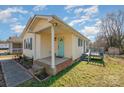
[
  {"xmin": 78, "ymin": 38, "xmax": 83, "ymax": 47},
  {"xmin": 24, "ymin": 38, "xmax": 32, "ymax": 50}
]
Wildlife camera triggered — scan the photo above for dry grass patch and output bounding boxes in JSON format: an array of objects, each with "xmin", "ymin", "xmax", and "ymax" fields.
[{"xmin": 18, "ymin": 55, "xmax": 124, "ymax": 87}]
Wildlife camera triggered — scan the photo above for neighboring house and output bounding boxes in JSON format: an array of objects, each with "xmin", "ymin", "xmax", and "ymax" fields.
[
  {"xmin": 21, "ymin": 15, "xmax": 90, "ymax": 75},
  {"xmin": 0, "ymin": 41, "xmax": 9, "ymax": 54},
  {"xmin": 7, "ymin": 36, "xmax": 22, "ymax": 54},
  {"xmin": 0, "ymin": 41, "xmax": 9, "ymax": 50}
]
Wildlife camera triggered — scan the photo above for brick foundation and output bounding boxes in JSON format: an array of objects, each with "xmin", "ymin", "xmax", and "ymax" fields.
[
  {"xmin": 33, "ymin": 58, "xmax": 73, "ymax": 75},
  {"xmin": 56, "ymin": 58, "xmax": 73, "ymax": 73}
]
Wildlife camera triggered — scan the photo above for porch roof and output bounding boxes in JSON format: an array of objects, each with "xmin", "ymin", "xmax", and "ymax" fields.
[{"xmin": 20, "ymin": 15, "xmax": 90, "ymax": 41}]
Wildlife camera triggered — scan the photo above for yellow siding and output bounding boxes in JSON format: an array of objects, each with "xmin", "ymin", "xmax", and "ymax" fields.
[
  {"xmin": 35, "ymin": 34, "xmax": 41, "ymax": 59},
  {"xmin": 64, "ymin": 33, "xmax": 72, "ymax": 58},
  {"xmin": 72, "ymin": 34, "xmax": 86, "ymax": 60},
  {"xmin": 38, "ymin": 32, "xmax": 73, "ymax": 59},
  {"xmin": 40, "ymin": 33, "xmax": 51, "ymax": 59}
]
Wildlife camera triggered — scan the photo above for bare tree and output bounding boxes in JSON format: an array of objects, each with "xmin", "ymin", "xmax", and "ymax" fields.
[{"xmin": 98, "ymin": 10, "xmax": 124, "ymax": 51}]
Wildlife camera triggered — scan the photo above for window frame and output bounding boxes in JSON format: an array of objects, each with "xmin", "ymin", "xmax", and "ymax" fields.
[
  {"xmin": 30, "ymin": 38, "xmax": 32, "ymax": 50},
  {"xmin": 24, "ymin": 38, "xmax": 32, "ymax": 50},
  {"xmin": 78, "ymin": 38, "xmax": 83, "ymax": 47},
  {"xmin": 24, "ymin": 39, "xmax": 26, "ymax": 49},
  {"xmin": 78, "ymin": 38, "xmax": 80, "ymax": 47}
]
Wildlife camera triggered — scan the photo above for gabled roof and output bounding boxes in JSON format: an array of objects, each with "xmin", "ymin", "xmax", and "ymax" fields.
[{"xmin": 20, "ymin": 15, "xmax": 90, "ymax": 41}]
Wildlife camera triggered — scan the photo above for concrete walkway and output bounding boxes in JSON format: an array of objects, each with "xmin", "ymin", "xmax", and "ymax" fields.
[{"xmin": 1, "ymin": 60, "xmax": 32, "ymax": 87}]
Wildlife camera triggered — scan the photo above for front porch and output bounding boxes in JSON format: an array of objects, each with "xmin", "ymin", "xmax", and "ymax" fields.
[
  {"xmin": 37, "ymin": 56, "xmax": 70, "ymax": 65},
  {"xmin": 25, "ymin": 17, "xmax": 75, "ymax": 75},
  {"xmin": 31, "ymin": 22, "xmax": 73, "ymax": 75},
  {"xmin": 33, "ymin": 57, "xmax": 73, "ymax": 75}
]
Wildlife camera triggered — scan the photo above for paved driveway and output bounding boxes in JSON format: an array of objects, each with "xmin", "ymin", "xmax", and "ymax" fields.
[{"xmin": 1, "ymin": 60, "xmax": 32, "ymax": 87}]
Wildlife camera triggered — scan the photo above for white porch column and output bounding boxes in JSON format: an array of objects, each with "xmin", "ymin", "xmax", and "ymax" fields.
[{"xmin": 51, "ymin": 25, "xmax": 55, "ymax": 69}]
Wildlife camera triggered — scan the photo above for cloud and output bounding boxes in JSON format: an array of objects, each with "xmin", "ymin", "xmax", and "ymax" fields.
[
  {"xmin": 8, "ymin": 17, "xmax": 19, "ymax": 23},
  {"xmin": 65, "ymin": 5, "xmax": 98, "ymax": 15},
  {"xmin": 80, "ymin": 25, "xmax": 99, "ymax": 41},
  {"xmin": 68, "ymin": 5, "xmax": 99, "ymax": 26},
  {"xmin": 9, "ymin": 18, "xmax": 25, "ymax": 33},
  {"xmin": 94, "ymin": 19, "xmax": 101, "ymax": 27},
  {"xmin": 10, "ymin": 24, "xmax": 25, "ymax": 33},
  {"xmin": 84, "ymin": 5, "xmax": 98, "ymax": 15},
  {"xmin": 64, "ymin": 5, "xmax": 82, "ymax": 13},
  {"xmin": 64, "ymin": 5, "xmax": 79, "ymax": 10},
  {"xmin": 69, "ymin": 18, "xmax": 86, "ymax": 26},
  {"xmin": 63, "ymin": 17, "xmax": 68, "ymax": 21},
  {"xmin": 79, "ymin": 17, "xmax": 101, "ymax": 41},
  {"xmin": 0, "ymin": 7, "xmax": 28, "ymax": 33},
  {"xmin": 74, "ymin": 6, "xmax": 98, "ymax": 17},
  {"xmin": 0, "ymin": 7, "xmax": 28, "ymax": 22},
  {"xmin": 83, "ymin": 26, "xmax": 99, "ymax": 36},
  {"xmin": 33, "ymin": 5, "xmax": 47, "ymax": 11},
  {"xmin": 69, "ymin": 14, "xmax": 91, "ymax": 26},
  {"xmin": 74, "ymin": 8, "xmax": 84, "ymax": 15}
]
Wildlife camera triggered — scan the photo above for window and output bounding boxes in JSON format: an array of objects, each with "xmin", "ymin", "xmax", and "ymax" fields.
[
  {"xmin": 24, "ymin": 39, "xmax": 26, "ymax": 49},
  {"xmin": 24, "ymin": 38, "xmax": 32, "ymax": 50},
  {"xmin": 26, "ymin": 39, "xmax": 28, "ymax": 49},
  {"xmin": 80, "ymin": 40, "xmax": 82, "ymax": 46},
  {"xmin": 30, "ymin": 38, "xmax": 32, "ymax": 50},
  {"xmin": 78, "ymin": 38, "xmax": 80, "ymax": 47},
  {"xmin": 84, "ymin": 40, "xmax": 85, "ymax": 52},
  {"xmin": 28, "ymin": 38, "xmax": 30, "ymax": 49},
  {"xmin": 78, "ymin": 38, "xmax": 83, "ymax": 47},
  {"xmin": 26, "ymin": 38, "xmax": 29, "ymax": 49}
]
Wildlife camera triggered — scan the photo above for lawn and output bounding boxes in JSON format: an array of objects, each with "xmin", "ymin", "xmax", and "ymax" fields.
[{"xmin": 18, "ymin": 55, "xmax": 124, "ymax": 87}]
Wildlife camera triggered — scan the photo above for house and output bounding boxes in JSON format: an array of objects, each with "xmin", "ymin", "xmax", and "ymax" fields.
[
  {"xmin": 21, "ymin": 15, "xmax": 90, "ymax": 75},
  {"xmin": 0, "ymin": 41, "xmax": 9, "ymax": 55},
  {"xmin": 0, "ymin": 41, "xmax": 9, "ymax": 50},
  {"xmin": 7, "ymin": 36, "xmax": 22, "ymax": 54}
]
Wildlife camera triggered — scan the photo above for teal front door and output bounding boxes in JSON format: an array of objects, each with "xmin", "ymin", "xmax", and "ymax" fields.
[{"xmin": 58, "ymin": 37, "xmax": 64, "ymax": 57}]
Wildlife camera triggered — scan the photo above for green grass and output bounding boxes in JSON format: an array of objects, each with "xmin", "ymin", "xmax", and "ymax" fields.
[{"xmin": 18, "ymin": 55, "xmax": 124, "ymax": 87}]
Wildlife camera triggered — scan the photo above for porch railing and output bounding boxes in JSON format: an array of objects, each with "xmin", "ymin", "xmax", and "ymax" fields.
[{"xmin": 12, "ymin": 48, "xmax": 22, "ymax": 53}]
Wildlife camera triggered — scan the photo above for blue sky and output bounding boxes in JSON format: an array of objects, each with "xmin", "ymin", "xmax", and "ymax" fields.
[{"xmin": 0, "ymin": 5, "xmax": 123, "ymax": 41}]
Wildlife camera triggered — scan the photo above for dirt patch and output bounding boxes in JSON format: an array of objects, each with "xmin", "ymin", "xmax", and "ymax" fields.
[{"xmin": 0, "ymin": 63, "xmax": 6, "ymax": 87}]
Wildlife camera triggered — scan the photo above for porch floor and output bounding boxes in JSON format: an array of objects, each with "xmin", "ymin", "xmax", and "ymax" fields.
[{"xmin": 37, "ymin": 56, "xmax": 70, "ymax": 66}]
